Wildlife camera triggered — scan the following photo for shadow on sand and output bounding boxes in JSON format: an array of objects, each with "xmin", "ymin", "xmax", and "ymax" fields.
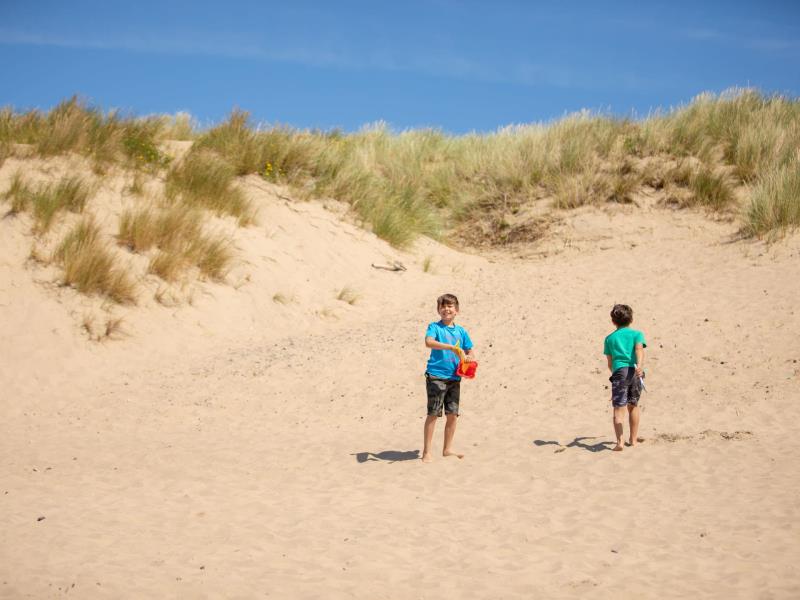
[
  {"xmin": 352, "ymin": 450, "xmax": 420, "ymax": 463},
  {"xmin": 533, "ymin": 437, "xmax": 614, "ymax": 453}
]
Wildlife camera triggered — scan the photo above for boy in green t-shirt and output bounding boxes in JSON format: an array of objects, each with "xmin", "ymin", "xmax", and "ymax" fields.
[{"xmin": 603, "ymin": 304, "xmax": 647, "ymax": 452}]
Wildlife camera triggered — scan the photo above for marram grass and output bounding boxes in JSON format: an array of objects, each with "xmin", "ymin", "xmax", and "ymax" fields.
[
  {"xmin": 3, "ymin": 89, "xmax": 799, "ymax": 245},
  {"xmin": 52, "ymin": 218, "xmax": 136, "ymax": 304}
]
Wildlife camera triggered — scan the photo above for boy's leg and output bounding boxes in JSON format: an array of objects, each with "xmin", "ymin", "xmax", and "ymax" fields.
[
  {"xmin": 627, "ymin": 405, "xmax": 640, "ymax": 446},
  {"xmin": 443, "ymin": 414, "xmax": 463, "ymax": 459},
  {"xmin": 609, "ymin": 369, "xmax": 628, "ymax": 451},
  {"xmin": 625, "ymin": 373, "xmax": 643, "ymax": 446},
  {"xmin": 422, "ymin": 416, "xmax": 438, "ymax": 462},
  {"xmin": 423, "ymin": 376, "xmax": 446, "ymax": 463},
  {"xmin": 612, "ymin": 407, "xmax": 627, "ymax": 451},
  {"xmin": 442, "ymin": 381, "xmax": 464, "ymax": 458}
]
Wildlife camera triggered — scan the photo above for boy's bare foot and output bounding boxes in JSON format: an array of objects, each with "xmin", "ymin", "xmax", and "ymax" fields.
[
  {"xmin": 421, "ymin": 453, "xmax": 433, "ymax": 463},
  {"xmin": 626, "ymin": 437, "xmax": 645, "ymax": 447},
  {"xmin": 443, "ymin": 450, "xmax": 464, "ymax": 459},
  {"xmin": 613, "ymin": 444, "xmax": 624, "ymax": 452}
]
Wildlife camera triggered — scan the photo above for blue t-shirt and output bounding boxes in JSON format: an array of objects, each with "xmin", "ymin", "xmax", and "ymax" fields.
[{"xmin": 425, "ymin": 321, "xmax": 473, "ymax": 380}]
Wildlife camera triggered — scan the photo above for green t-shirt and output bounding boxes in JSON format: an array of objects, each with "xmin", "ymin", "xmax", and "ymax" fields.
[{"xmin": 603, "ymin": 327, "xmax": 647, "ymax": 372}]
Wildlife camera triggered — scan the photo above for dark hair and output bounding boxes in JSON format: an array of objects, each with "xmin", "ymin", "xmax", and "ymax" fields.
[
  {"xmin": 610, "ymin": 304, "xmax": 633, "ymax": 327},
  {"xmin": 437, "ymin": 293, "xmax": 459, "ymax": 310}
]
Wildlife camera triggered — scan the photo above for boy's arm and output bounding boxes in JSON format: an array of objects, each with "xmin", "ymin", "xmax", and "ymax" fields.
[
  {"xmin": 606, "ymin": 355, "xmax": 613, "ymax": 372},
  {"xmin": 425, "ymin": 336, "xmax": 456, "ymax": 352},
  {"xmin": 634, "ymin": 343, "xmax": 645, "ymax": 376}
]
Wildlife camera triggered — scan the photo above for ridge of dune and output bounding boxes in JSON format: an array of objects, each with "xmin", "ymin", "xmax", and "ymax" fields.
[{"xmin": 2, "ymin": 153, "xmax": 800, "ymax": 599}]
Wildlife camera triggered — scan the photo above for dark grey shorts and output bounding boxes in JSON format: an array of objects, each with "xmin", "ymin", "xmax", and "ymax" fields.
[
  {"xmin": 610, "ymin": 367, "xmax": 643, "ymax": 407},
  {"xmin": 426, "ymin": 374, "xmax": 460, "ymax": 417}
]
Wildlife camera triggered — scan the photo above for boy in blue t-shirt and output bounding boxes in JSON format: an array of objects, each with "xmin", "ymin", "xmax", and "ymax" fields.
[
  {"xmin": 603, "ymin": 304, "xmax": 647, "ymax": 452},
  {"xmin": 422, "ymin": 293, "xmax": 475, "ymax": 463}
]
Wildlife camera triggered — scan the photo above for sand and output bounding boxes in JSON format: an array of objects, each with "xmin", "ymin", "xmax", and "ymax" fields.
[{"xmin": 1, "ymin": 156, "xmax": 799, "ymax": 599}]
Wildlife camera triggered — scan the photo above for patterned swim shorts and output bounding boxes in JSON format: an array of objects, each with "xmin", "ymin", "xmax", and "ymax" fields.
[
  {"xmin": 425, "ymin": 374, "xmax": 461, "ymax": 417},
  {"xmin": 610, "ymin": 367, "xmax": 643, "ymax": 407}
]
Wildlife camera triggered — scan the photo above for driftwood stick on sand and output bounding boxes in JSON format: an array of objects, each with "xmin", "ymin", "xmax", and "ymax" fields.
[{"xmin": 370, "ymin": 261, "xmax": 406, "ymax": 272}]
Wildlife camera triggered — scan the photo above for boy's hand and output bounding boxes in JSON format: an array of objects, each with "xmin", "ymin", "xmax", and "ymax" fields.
[{"xmin": 635, "ymin": 365, "xmax": 644, "ymax": 377}]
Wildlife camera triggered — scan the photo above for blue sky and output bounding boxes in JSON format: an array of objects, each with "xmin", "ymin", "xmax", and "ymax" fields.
[{"xmin": 1, "ymin": 0, "xmax": 798, "ymax": 133}]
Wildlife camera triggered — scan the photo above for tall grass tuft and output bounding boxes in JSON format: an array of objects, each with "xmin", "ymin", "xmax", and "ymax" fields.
[
  {"xmin": 117, "ymin": 206, "xmax": 202, "ymax": 252},
  {"xmin": 1, "ymin": 96, "xmax": 171, "ymax": 169},
  {"xmin": 743, "ymin": 160, "xmax": 800, "ymax": 238},
  {"xmin": 3, "ymin": 174, "xmax": 91, "ymax": 233},
  {"xmin": 193, "ymin": 110, "xmax": 265, "ymax": 175},
  {"xmin": 188, "ymin": 235, "xmax": 234, "ymax": 280},
  {"xmin": 119, "ymin": 205, "xmax": 234, "ymax": 282},
  {"xmin": 52, "ymin": 218, "xmax": 136, "ymax": 303},
  {"xmin": 3, "ymin": 171, "xmax": 32, "ymax": 214},
  {"xmin": 146, "ymin": 233, "xmax": 233, "ymax": 282},
  {"xmin": 155, "ymin": 112, "xmax": 197, "ymax": 141},
  {"xmin": 166, "ymin": 149, "xmax": 255, "ymax": 224},
  {"xmin": 688, "ymin": 166, "xmax": 737, "ymax": 210}
]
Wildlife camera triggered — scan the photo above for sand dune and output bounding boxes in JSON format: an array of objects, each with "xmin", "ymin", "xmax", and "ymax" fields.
[{"xmin": 1, "ymin": 157, "xmax": 799, "ymax": 598}]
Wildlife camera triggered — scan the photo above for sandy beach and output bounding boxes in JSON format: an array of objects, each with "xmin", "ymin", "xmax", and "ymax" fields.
[{"xmin": 2, "ymin": 155, "xmax": 800, "ymax": 599}]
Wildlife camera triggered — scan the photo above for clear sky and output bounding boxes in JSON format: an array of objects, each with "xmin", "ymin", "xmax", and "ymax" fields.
[{"xmin": 1, "ymin": 0, "xmax": 798, "ymax": 133}]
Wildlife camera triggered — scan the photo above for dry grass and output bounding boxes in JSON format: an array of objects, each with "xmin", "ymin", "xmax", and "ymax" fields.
[
  {"xmin": 3, "ymin": 171, "xmax": 31, "ymax": 214},
  {"xmin": 4, "ymin": 89, "xmax": 799, "ymax": 248},
  {"xmin": 1, "ymin": 97, "xmax": 171, "ymax": 170},
  {"xmin": 52, "ymin": 218, "xmax": 136, "ymax": 303},
  {"xmin": 155, "ymin": 112, "xmax": 197, "ymax": 141},
  {"xmin": 148, "ymin": 248, "xmax": 190, "ymax": 282},
  {"xmin": 117, "ymin": 206, "xmax": 203, "ymax": 252},
  {"xmin": 119, "ymin": 205, "xmax": 234, "ymax": 282},
  {"xmin": 165, "ymin": 149, "xmax": 255, "ymax": 225},
  {"xmin": 3, "ymin": 174, "xmax": 91, "ymax": 233},
  {"xmin": 688, "ymin": 166, "xmax": 737, "ymax": 211},
  {"xmin": 743, "ymin": 159, "xmax": 800, "ymax": 238},
  {"xmin": 82, "ymin": 313, "xmax": 126, "ymax": 341},
  {"xmin": 189, "ymin": 235, "xmax": 235, "ymax": 281}
]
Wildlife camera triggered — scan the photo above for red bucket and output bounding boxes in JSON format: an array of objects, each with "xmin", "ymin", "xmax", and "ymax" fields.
[{"xmin": 456, "ymin": 360, "xmax": 478, "ymax": 379}]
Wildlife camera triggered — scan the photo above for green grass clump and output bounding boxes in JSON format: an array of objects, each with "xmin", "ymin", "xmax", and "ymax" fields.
[
  {"xmin": 123, "ymin": 122, "xmax": 172, "ymax": 169},
  {"xmin": 52, "ymin": 218, "xmax": 136, "ymax": 303},
  {"xmin": 743, "ymin": 160, "xmax": 800, "ymax": 238},
  {"xmin": 166, "ymin": 149, "xmax": 255, "ymax": 224}
]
